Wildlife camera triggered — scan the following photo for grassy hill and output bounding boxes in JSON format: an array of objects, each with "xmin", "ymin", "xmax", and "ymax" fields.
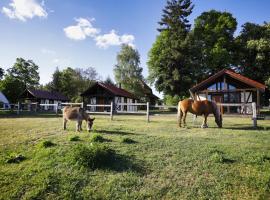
[{"xmin": 0, "ymin": 114, "xmax": 270, "ymax": 199}]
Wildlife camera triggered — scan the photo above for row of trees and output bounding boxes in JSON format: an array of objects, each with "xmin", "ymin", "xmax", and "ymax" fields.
[
  {"xmin": 148, "ymin": 0, "xmax": 270, "ymax": 99},
  {"xmin": 0, "ymin": 58, "xmax": 102, "ymax": 103},
  {"xmin": 0, "ymin": 45, "xmax": 147, "ymax": 103}
]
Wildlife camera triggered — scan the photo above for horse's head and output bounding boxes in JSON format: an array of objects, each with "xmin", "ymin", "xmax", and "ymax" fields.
[
  {"xmin": 87, "ymin": 117, "xmax": 95, "ymax": 131},
  {"xmin": 212, "ymin": 102, "xmax": 222, "ymax": 128}
]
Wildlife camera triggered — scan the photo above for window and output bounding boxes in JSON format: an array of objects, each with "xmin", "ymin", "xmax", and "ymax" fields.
[
  {"xmin": 208, "ymin": 84, "xmax": 216, "ymax": 90},
  {"xmin": 228, "ymin": 84, "xmax": 236, "ymax": 90}
]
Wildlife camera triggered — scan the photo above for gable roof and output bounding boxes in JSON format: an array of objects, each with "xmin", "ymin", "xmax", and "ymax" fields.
[
  {"xmin": 190, "ymin": 69, "xmax": 266, "ymax": 92},
  {"xmin": 0, "ymin": 92, "xmax": 9, "ymax": 104},
  {"xmin": 22, "ymin": 89, "xmax": 69, "ymax": 101},
  {"xmin": 81, "ymin": 82, "xmax": 138, "ymax": 99}
]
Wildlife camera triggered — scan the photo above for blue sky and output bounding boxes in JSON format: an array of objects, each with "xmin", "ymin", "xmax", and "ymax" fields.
[{"xmin": 0, "ymin": 0, "xmax": 269, "ymax": 97}]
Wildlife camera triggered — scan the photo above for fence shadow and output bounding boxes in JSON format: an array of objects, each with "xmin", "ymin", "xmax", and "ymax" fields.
[{"xmin": 95, "ymin": 129, "xmax": 136, "ymax": 136}]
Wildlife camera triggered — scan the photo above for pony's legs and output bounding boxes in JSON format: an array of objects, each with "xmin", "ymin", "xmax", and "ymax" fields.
[
  {"xmin": 178, "ymin": 109, "xmax": 183, "ymax": 127},
  {"xmin": 183, "ymin": 111, "xmax": 188, "ymax": 127},
  {"xmin": 201, "ymin": 114, "xmax": 208, "ymax": 128},
  {"xmin": 76, "ymin": 122, "xmax": 80, "ymax": 132},
  {"xmin": 63, "ymin": 118, "xmax": 67, "ymax": 130}
]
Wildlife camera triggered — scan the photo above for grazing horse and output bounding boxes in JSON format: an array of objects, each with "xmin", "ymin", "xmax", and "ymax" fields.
[
  {"xmin": 63, "ymin": 106, "xmax": 95, "ymax": 132},
  {"xmin": 177, "ymin": 99, "xmax": 222, "ymax": 128}
]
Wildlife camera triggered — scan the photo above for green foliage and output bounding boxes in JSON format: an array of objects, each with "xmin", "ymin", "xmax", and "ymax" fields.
[
  {"xmin": 90, "ymin": 133, "xmax": 105, "ymax": 143},
  {"xmin": 46, "ymin": 67, "xmax": 99, "ymax": 101},
  {"xmin": 0, "ymin": 58, "xmax": 40, "ymax": 103},
  {"xmin": 114, "ymin": 44, "xmax": 145, "ymax": 98},
  {"xmin": 38, "ymin": 140, "xmax": 56, "ymax": 148},
  {"xmin": 121, "ymin": 137, "xmax": 136, "ymax": 144},
  {"xmin": 148, "ymin": 0, "xmax": 194, "ymax": 96},
  {"xmin": 5, "ymin": 153, "xmax": 26, "ymax": 164},
  {"xmin": 69, "ymin": 135, "xmax": 80, "ymax": 142},
  {"xmin": 0, "ymin": 68, "xmax": 4, "ymax": 80},
  {"xmin": 71, "ymin": 144, "xmax": 116, "ymax": 169},
  {"xmin": 163, "ymin": 95, "xmax": 182, "ymax": 106},
  {"xmin": 104, "ymin": 75, "xmax": 115, "ymax": 85},
  {"xmin": 192, "ymin": 10, "xmax": 237, "ymax": 78},
  {"xmin": 235, "ymin": 22, "xmax": 270, "ymax": 83}
]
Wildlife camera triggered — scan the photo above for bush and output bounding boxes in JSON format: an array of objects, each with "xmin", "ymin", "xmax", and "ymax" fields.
[
  {"xmin": 71, "ymin": 144, "xmax": 116, "ymax": 169},
  {"xmin": 6, "ymin": 153, "xmax": 26, "ymax": 164},
  {"xmin": 210, "ymin": 152, "xmax": 225, "ymax": 163},
  {"xmin": 121, "ymin": 137, "xmax": 136, "ymax": 144},
  {"xmin": 69, "ymin": 136, "xmax": 80, "ymax": 142},
  {"xmin": 38, "ymin": 140, "xmax": 56, "ymax": 148},
  {"xmin": 90, "ymin": 134, "xmax": 105, "ymax": 143}
]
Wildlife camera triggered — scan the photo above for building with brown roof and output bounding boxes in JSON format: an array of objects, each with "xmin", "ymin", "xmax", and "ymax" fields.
[
  {"xmin": 81, "ymin": 82, "xmax": 138, "ymax": 112},
  {"xmin": 189, "ymin": 69, "xmax": 266, "ymax": 113},
  {"xmin": 19, "ymin": 89, "xmax": 69, "ymax": 110}
]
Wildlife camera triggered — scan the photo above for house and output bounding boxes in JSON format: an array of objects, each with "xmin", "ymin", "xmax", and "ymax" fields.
[
  {"xmin": 189, "ymin": 69, "xmax": 266, "ymax": 113},
  {"xmin": 19, "ymin": 89, "xmax": 69, "ymax": 110},
  {"xmin": 81, "ymin": 82, "xmax": 138, "ymax": 112},
  {"xmin": 0, "ymin": 91, "xmax": 10, "ymax": 109}
]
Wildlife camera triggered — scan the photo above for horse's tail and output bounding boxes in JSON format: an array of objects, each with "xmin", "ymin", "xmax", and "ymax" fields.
[{"xmin": 177, "ymin": 101, "xmax": 182, "ymax": 120}]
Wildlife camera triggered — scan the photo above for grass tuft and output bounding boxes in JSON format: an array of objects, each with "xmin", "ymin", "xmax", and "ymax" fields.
[
  {"xmin": 38, "ymin": 140, "xmax": 56, "ymax": 148},
  {"xmin": 71, "ymin": 144, "xmax": 116, "ymax": 169},
  {"xmin": 69, "ymin": 135, "xmax": 80, "ymax": 142},
  {"xmin": 5, "ymin": 153, "xmax": 26, "ymax": 164},
  {"xmin": 121, "ymin": 137, "xmax": 137, "ymax": 144},
  {"xmin": 90, "ymin": 133, "xmax": 105, "ymax": 143}
]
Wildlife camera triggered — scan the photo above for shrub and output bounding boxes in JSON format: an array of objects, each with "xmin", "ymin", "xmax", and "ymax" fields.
[
  {"xmin": 210, "ymin": 152, "xmax": 225, "ymax": 163},
  {"xmin": 90, "ymin": 134, "xmax": 105, "ymax": 143},
  {"xmin": 6, "ymin": 153, "xmax": 26, "ymax": 164},
  {"xmin": 69, "ymin": 136, "xmax": 80, "ymax": 142},
  {"xmin": 121, "ymin": 137, "xmax": 136, "ymax": 144},
  {"xmin": 38, "ymin": 140, "xmax": 56, "ymax": 148},
  {"xmin": 71, "ymin": 144, "xmax": 116, "ymax": 169}
]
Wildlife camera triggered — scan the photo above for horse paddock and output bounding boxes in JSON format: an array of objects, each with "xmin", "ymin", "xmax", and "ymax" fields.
[{"xmin": 0, "ymin": 114, "xmax": 270, "ymax": 199}]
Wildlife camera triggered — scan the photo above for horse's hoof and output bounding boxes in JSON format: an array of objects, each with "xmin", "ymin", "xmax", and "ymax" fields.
[{"xmin": 201, "ymin": 124, "xmax": 208, "ymax": 128}]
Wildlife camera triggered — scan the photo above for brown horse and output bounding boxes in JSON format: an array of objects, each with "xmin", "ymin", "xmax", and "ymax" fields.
[{"xmin": 177, "ymin": 99, "xmax": 222, "ymax": 128}]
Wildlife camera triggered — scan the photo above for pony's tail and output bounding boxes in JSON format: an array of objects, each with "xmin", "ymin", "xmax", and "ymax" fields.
[{"xmin": 177, "ymin": 101, "xmax": 182, "ymax": 121}]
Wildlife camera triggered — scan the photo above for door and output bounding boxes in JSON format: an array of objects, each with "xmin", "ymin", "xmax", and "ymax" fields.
[{"xmin": 97, "ymin": 97, "xmax": 104, "ymax": 112}]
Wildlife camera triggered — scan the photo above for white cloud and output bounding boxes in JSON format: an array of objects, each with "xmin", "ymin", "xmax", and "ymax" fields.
[
  {"xmin": 95, "ymin": 30, "xmax": 135, "ymax": 49},
  {"xmin": 63, "ymin": 18, "xmax": 100, "ymax": 40},
  {"xmin": 2, "ymin": 0, "xmax": 47, "ymax": 21},
  {"xmin": 64, "ymin": 17, "xmax": 135, "ymax": 49}
]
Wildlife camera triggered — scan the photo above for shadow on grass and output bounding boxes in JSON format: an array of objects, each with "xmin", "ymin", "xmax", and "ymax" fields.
[
  {"xmin": 95, "ymin": 129, "xmax": 136, "ymax": 136},
  {"xmin": 109, "ymin": 154, "xmax": 147, "ymax": 174},
  {"xmin": 222, "ymin": 126, "xmax": 270, "ymax": 131}
]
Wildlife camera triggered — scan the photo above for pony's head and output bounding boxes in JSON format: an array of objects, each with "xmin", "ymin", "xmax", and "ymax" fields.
[{"xmin": 212, "ymin": 102, "xmax": 222, "ymax": 128}]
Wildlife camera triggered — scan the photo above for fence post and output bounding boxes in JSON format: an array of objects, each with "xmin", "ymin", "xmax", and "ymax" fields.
[
  {"xmin": 55, "ymin": 104, "xmax": 58, "ymax": 115},
  {"xmin": 252, "ymin": 102, "xmax": 257, "ymax": 128},
  {"xmin": 146, "ymin": 102, "xmax": 150, "ymax": 123},
  {"xmin": 110, "ymin": 102, "xmax": 113, "ymax": 121}
]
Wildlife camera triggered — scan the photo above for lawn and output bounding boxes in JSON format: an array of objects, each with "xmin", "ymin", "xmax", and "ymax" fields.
[{"xmin": 0, "ymin": 113, "xmax": 270, "ymax": 199}]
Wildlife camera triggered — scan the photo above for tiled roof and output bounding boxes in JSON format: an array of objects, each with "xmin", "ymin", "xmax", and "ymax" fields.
[
  {"xmin": 27, "ymin": 89, "xmax": 69, "ymax": 101},
  {"xmin": 81, "ymin": 82, "xmax": 138, "ymax": 99},
  {"xmin": 190, "ymin": 69, "xmax": 266, "ymax": 92}
]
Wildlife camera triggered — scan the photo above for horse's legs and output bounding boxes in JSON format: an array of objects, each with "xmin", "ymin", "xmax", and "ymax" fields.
[
  {"xmin": 79, "ymin": 121, "xmax": 82, "ymax": 131},
  {"xmin": 178, "ymin": 109, "xmax": 183, "ymax": 127},
  {"xmin": 63, "ymin": 118, "xmax": 67, "ymax": 130},
  {"xmin": 76, "ymin": 121, "xmax": 80, "ymax": 132},
  {"xmin": 183, "ymin": 111, "xmax": 188, "ymax": 127},
  {"xmin": 201, "ymin": 114, "xmax": 208, "ymax": 128}
]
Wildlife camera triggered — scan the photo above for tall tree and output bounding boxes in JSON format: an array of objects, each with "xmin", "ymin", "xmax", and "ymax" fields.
[
  {"xmin": 104, "ymin": 76, "xmax": 115, "ymax": 85},
  {"xmin": 235, "ymin": 22, "xmax": 270, "ymax": 83},
  {"xmin": 7, "ymin": 58, "xmax": 40, "ymax": 88},
  {"xmin": 148, "ymin": 0, "xmax": 194, "ymax": 97},
  {"xmin": 114, "ymin": 44, "xmax": 144, "ymax": 97},
  {"xmin": 192, "ymin": 10, "xmax": 237, "ymax": 78},
  {"xmin": 0, "ymin": 68, "xmax": 4, "ymax": 80}
]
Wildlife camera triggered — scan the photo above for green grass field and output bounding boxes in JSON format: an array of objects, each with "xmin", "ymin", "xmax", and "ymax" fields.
[{"xmin": 0, "ymin": 114, "xmax": 270, "ymax": 199}]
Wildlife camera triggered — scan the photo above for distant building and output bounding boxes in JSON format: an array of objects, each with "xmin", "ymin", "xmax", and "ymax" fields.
[
  {"xmin": 189, "ymin": 69, "xmax": 266, "ymax": 113},
  {"xmin": 19, "ymin": 89, "xmax": 69, "ymax": 110},
  {"xmin": 81, "ymin": 82, "xmax": 138, "ymax": 112},
  {"xmin": 0, "ymin": 91, "xmax": 10, "ymax": 109}
]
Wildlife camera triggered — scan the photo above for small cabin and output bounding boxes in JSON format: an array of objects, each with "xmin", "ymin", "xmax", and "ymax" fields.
[
  {"xmin": 19, "ymin": 89, "xmax": 69, "ymax": 110},
  {"xmin": 189, "ymin": 69, "xmax": 266, "ymax": 113},
  {"xmin": 81, "ymin": 82, "xmax": 138, "ymax": 112}
]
